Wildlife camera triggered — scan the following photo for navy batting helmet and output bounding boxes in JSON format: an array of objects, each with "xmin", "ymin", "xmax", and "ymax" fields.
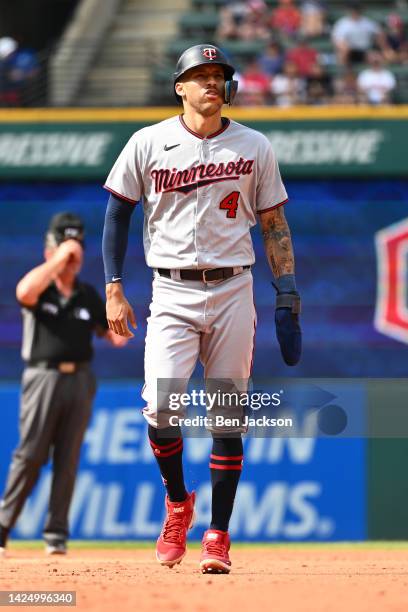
[{"xmin": 173, "ymin": 44, "xmax": 238, "ymax": 105}]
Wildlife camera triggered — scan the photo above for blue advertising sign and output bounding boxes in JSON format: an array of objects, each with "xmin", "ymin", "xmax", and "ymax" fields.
[{"xmin": 0, "ymin": 382, "xmax": 366, "ymax": 541}]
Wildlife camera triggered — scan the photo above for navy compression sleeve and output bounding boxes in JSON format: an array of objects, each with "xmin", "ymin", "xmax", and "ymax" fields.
[{"xmin": 102, "ymin": 194, "xmax": 135, "ymax": 284}]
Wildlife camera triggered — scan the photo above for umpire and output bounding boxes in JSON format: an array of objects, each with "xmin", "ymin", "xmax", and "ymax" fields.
[{"xmin": 0, "ymin": 212, "xmax": 126, "ymax": 556}]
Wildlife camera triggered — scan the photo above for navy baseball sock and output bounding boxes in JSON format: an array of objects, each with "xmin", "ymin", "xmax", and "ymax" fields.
[
  {"xmin": 0, "ymin": 524, "xmax": 9, "ymax": 547},
  {"xmin": 210, "ymin": 437, "xmax": 243, "ymax": 532},
  {"xmin": 148, "ymin": 424, "xmax": 187, "ymax": 503}
]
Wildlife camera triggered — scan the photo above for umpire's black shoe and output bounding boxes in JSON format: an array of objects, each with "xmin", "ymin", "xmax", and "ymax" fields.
[
  {"xmin": 45, "ymin": 539, "xmax": 67, "ymax": 555},
  {"xmin": 0, "ymin": 524, "xmax": 9, "ymax": 557}
]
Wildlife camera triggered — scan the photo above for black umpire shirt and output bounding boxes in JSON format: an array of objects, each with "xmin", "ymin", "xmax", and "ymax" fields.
[{"xmin": 20, "ymin": 280, "xmax": 109, "ymax": 363}]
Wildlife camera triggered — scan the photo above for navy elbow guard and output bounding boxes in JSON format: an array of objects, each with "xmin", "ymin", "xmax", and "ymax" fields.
[{"xmin": 272, "ymin": 275, "xmax": 302, "ymax": 366}]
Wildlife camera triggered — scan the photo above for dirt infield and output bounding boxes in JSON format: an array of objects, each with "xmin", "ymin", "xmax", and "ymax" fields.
[{"xmin": 1, "ymin": 545, "xmax": 408, "ymax": 611}]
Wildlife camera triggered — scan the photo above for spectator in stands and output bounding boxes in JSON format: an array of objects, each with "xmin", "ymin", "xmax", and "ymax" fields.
[
  {"xmin": 271, "ymin": 60, "xmax": 305, "ymax": 106},
  {"xmin": 239, "ymin": 0, "xmax": 270, "ymax": 42},
  {"xmin": 258, "ymin": 40, "xmax": 285, "ymax": 76},
  {"xmin": 0, "ymin": 37, "xmax": 39, "ymax": 107},
  {"xmin": 7, "ymin": 48, "xmax": 39, "ymax": 106},
  {"xmin": 383, "ymin": 13, "xmax": 408, "ymax": 64},
  {"xmin": 269, "ymin": 0, "xmax": 301, "ymax": 40},
  {"xmin": 217, "ymin": 1, "xmax": 248, "ymax": 40},
  {"xmin": 0, "ymin": 37, "xmax": 18, "ymax": 106},
  {"xmin": 286, "ymin": 34, "xmax": 319, "ymax": 77},
  {"xmin": 332, "ymin": 2, "xmax": 384, "ymax": 66},
  {"xmin": 0, "ymin": 36, "xmax": 17, "ymax": 61},
  {"xmin": 300, "ymin": 1, "xmax": 326, "ymax": 38},
  {"xmin": 238, "ymin": 57, "xmax": 271, "ymax": 105},
  {"xmin": 357, "ymin": 50, "xmax": 396, "ymax": 104},
  {"xmin": 332, "ymin": 68, "xmax": 359, "ymax": 104},
  {"xmin": 305, "ymin": 62, "xmax": 332, "ymax": 104},
  {"xmin": 217, "ymin": 0, "xmax": 269, "ymax": 41}
]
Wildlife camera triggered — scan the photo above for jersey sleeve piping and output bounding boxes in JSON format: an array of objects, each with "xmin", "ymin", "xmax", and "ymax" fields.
[
  {"xmin": 103, "ymin": 185, "xmax": 138, "ymax": 205},
  {"xmin": 257, "ymin": 198, "xmax": 289, "ymax": 215}
]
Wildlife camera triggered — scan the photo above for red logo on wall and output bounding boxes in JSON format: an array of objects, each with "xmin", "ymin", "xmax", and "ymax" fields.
[
  {"xmin": 375, "ymin": 218, "xmax": 408, "ymax": 344},
  {"xmin": 203, "ymin": 48, "xmax": 217, "ymax": 60}
]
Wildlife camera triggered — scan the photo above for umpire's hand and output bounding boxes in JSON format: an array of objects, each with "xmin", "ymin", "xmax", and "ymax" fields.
[{"xmin": 106, "ymin": 282, "xmax": 137, "ymax": 338}]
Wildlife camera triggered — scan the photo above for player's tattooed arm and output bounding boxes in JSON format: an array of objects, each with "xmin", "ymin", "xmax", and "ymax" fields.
[{"xmin": 259, "ymin": 206, "xmax": 295, "ymax": 277}]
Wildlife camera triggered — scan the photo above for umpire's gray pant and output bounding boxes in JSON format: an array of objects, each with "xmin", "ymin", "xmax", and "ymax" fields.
[{"xmin": 0, "ymin": 365, "xmax": 96, "ymax": 540}]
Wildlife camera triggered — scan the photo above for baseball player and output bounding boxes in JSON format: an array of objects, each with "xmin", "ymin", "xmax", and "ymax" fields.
[
  {"xmin": 0, "ymin": 213, "xmax": 127, "ymax": 557},
  {"xmin": 102, "ymin": 44, "xmax": 301, "ymax": 573}
]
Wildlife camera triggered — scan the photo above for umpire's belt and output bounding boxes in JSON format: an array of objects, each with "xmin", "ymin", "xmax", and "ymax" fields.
[
  {"xmin": 26, "ymin": 361, "xmax": 89, "ymax": 373},
  {"xmin": 156, "ymin": 266, "xmax": 251, "ymax": 283}
]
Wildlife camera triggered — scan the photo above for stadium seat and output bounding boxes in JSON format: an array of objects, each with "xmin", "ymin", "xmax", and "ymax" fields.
[
  {"xmin": 167, "ymin": 39, "xmax": 209, "ymax": 60},
  {"xmin": 220, "ymin": 40, "xmax": 267, "ymax": 62},
  {"xmin": 191, "ymin": 0, "xmax": 226, "ymax": 10},
  {"xmin": 328, "ymin": 8, "xmax": 408, "ymax": 25},
  {"xmin": 179, "ymin": 12, "xmax": 219, "ymax": 37}
]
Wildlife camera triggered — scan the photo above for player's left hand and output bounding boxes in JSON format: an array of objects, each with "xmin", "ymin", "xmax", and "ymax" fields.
[{"xmin": 273, "ymin": 287, "xmax": 302, "ymax": 366}]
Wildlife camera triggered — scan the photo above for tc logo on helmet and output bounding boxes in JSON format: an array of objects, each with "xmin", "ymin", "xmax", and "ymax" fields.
[
  {"xmin": 203, "ymin": 48, "xmax": 217, "ymax": 60},
  {"xmin": 375, "ymin": 217, "xmax": 408, "ymax": 344}
]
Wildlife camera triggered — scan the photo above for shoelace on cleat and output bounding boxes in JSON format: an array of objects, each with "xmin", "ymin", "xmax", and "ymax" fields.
[
  {"xmin": 162, "ymin": 513, "xmax": 188, "ymax": 543},
  {"xmin": 203, "ymin": 539, "xmax": 227, "ymax": 558}
]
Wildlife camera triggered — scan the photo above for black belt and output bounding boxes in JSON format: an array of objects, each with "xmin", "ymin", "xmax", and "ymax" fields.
[
  {"xmin": 26, "ymin": 361, "xmax": 89, "ymax": 373},
  {"xmin": 157, "ymin": 266, "xmax": 250, "ymax": 282}
]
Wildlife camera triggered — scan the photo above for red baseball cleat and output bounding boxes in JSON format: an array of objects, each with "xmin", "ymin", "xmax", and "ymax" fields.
[
  {"xmin": 200, "ymin": 529, "xmax": 231, "ymax": 574},
  {"xmin": 156, "ymin": 491, "xmax": 195, "ymax": 567}
]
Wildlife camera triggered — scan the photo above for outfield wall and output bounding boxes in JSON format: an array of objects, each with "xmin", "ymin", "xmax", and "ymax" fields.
[
  {"xmin": 0, "ymin": 382, "xmax": 366, "ymax": 542},
  {"xmin": 0, "ymin": 106, "xmax": 408, "ymax": 179}
]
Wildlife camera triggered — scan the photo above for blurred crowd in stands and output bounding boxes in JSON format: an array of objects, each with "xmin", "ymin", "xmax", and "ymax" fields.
[
  {"xmin": 0, "ymin": 36, "xmax": 40, "ymax": 107},
  {"xmin": 1, "ymin": 1, "xmax": 407, "ymax": 107},
  {"xmin": 217, "ymin": 0, "xmax": 407, "ymax": 105}
]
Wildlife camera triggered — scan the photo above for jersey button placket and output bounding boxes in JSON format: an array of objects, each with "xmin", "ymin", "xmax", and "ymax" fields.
[
  {"xmin": 201, "ymin": 144, "xmax": 215, "ymax": 332},
  {"xmin": 196, "ymin": 140, "xmax": 209, "ymax": 263}
]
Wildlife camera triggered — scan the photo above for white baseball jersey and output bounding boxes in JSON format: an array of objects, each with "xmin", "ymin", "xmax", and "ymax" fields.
[{"xmin": 104, "ymin": 115, "xmax": 288, "ymax": 269}]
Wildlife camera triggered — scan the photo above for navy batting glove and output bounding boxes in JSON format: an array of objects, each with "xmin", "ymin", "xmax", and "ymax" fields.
[{"xmin": 273, "ymin": 275, "xmax": 302, "ymax": 366}]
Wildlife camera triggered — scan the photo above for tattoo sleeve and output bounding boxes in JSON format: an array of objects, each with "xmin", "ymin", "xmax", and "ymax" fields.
[{"xmin": 260, "ymin": 206, "xmax": 295, "ymax": 277}]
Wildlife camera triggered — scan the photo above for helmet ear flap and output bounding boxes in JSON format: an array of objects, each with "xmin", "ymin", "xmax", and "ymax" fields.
[{"xmin": 225, "ymin": 79, "xmax": 238, "ymax": 105}]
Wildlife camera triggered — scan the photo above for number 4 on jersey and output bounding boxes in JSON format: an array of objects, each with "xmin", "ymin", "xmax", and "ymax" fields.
[{"xmin": 219, "ymin": 191, "xmax": 239, "ymax": 218}]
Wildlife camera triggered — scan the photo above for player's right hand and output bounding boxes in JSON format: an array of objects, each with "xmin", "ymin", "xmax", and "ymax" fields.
[{"xmin": 106, "ymin": 284, "xmax": 137, "ymax": 338}]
